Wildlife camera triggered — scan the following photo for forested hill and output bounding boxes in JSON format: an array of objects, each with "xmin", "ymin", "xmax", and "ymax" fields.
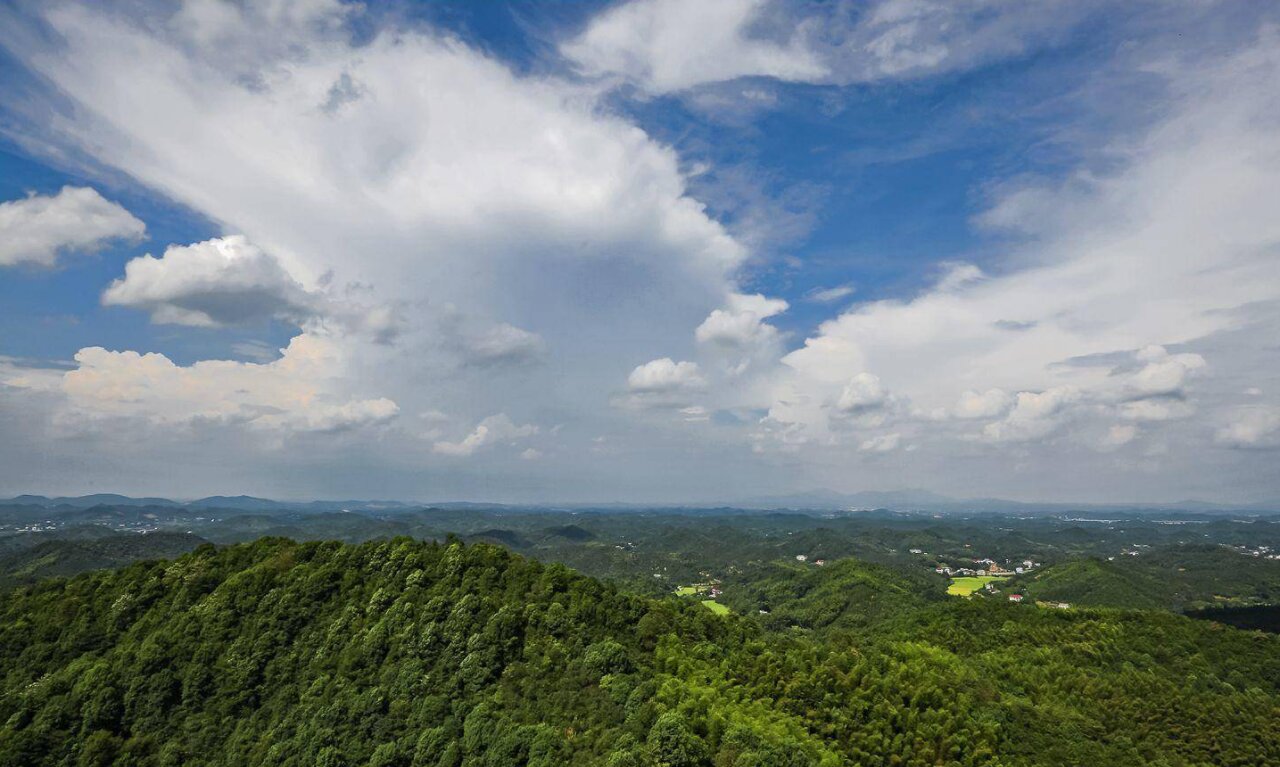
[
  {"xmin": 718, "ymin": 556, "xmax": 943, "ymax": 632},
  {"xmin": 2, "ymin": 538, "xmax": 1280, "ymax": 766},
  {"xmin": 1007, "ymin": 544, "xmax": 1280, "ymax": 610},
  {"xmin": 0, "ymin": 531, "xmax": 206, "ymax": 587}
]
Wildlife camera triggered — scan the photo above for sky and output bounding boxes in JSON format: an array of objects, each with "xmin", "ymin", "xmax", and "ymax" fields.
[{"xmin": 0, "ymin": 0, "xmax": 1277, "ymax": 504}]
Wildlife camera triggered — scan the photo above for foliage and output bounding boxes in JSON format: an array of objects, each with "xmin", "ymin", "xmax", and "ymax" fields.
[
  {"xmin": 718, "ymin": 556, "xmax": 942, "ymax": 632},
  {"xmin": 2, "ymin": 537, "xmax": 1279, "ymax": 765},
  {"xmin": 0, "ymin": 531, "xmax": 205, "ymax": 587},
  {"xmin": 1009, "ymin": 544, "xmax": 1280, "ymax": 610}
]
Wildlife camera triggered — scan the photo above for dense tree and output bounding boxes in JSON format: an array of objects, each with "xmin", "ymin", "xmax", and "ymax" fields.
[{"xmin": 1, "ymin": 537, "xmax": 1278, "ymax": 766}]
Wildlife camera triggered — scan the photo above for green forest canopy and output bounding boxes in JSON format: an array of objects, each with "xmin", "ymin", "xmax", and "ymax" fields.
[{"xmin": 1, "ymin": 537, "xmax": 1278, "ymax": 766}]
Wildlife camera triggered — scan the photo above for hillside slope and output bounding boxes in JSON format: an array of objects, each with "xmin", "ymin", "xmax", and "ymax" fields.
[
  {"xmin": 1, "ymin": 539, "xmax": 1278, "ymax": 766},
  {"xmin": 720, "ymin": 556, "xmax": 943, "ymax": 632},
  {"xmin": 0, "ymin": 531, "xmax": 207, "ymax": 586},
  {"xmin": 1010, "ymin": 544, "xmax": 1280, "ymax": 610}
]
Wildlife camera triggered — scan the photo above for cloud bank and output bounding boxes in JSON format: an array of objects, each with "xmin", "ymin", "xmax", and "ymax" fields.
[{"xmin": 0, "ymin": 1, "xmax": 1276, "ymax": 503}]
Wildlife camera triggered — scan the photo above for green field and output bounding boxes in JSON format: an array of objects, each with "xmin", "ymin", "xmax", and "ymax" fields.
[
  {"xmin": 675, "ymin": 585, "xmax": 698, "ymax": 596},
  {"xmin": 701, "ymin": 599, "xmax": 730, "ymax": 615},
  {"xmin": 948, "ymin": 575, "xmax": 1010, "ymax": 596}
]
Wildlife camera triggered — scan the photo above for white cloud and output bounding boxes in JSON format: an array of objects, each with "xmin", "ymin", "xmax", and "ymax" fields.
[
  {"xmin": 982, "ymin": 387, "xmax": 1081, "ymax": 443},
  {"xmin": 1118, "ymin": 399, "xmax": 1192, "ymax": 423},
  {"xmin": 839, "ymin": 0, "xmax": 1097, "ymax": 83},
  {"xmin": 22, "ymin": 333, "xmax": 398, "ymax": 434},
  {"xmin": 1126, "ymin": 345, "xmax": 1205, "ymax": 397},
  {"xmin": 102, "ymin": 235, "xmax": 316, "ymax": 326},
  {"xmin": 627, "ymin": 358, "xmax": 705, "ymax": 393},
  {"xmin": 465, "ymin": 323, "xmax": 547, "ymax": 367},
  {"xmin": 757, "ymin": 34, "xmax": 1280, "ymax": 464},
  {"xmin": 680, "ymin": 405, "xmax": 711, "ymax": 422},
  {"xmin": 0, "ymin": 186, "xmax": 144, "ymax": 267},
  {"xmin": 101, "ymin": 234, "xmax": 404, "ymax": 342},
  {"xmin": 561, "ymin": 0, "xmax": 1099, "ymax": 94},
  {"xmin": 1100, "ymin": 423, "xmax": 1137, "ymax": 450},
  {"xmin": 805, "ymin": 284, "xmax": 855, "ymax": 303},
  {"xmin": 953, "ymin": 388, "xmax": 1012, "ymax": 420},
  {"xmin": 859, "ymin": 432, "xmax": 901, "ymax": 452},
  {"xmin": 433, "ymin": 414, "xmax": 538, "ymax": 456},
  {"xmin": 836, "ymin": 372, "xmax": 889, "ymax": 415},
  {"xmin": 0, "ymin": 0, "xmax": 751, "ymax": 478},
  {"xmin": 561, "ymin": 0, "xmax": 827, "ymax": 94},
  {"xmin": 696, "ymin": 293, "xmax": 783, "ymax": 355},
  {"xmin": 15, "ymin": 2, "xmax": 746, "ymax": 294},
  {"xmin": 1215, "ymin": 407, "xmax": 1280, "ymax": 449},
  {"xmin": 617, "ymin": 358, "xmax": 709, "ymax": 412},
  {"xmin": 1, "ymin": 2, "xmax": 1279, "ymax": 503},
  {"xmin": 933, "ymin": 262, "xmax": 984, "ymax": 292},
  {"xmin": 277, "ymin": 398, "xmax": 399, "ymax": 434}
]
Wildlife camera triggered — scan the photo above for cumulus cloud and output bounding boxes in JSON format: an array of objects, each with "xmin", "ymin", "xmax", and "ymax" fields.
[
  {"xmin": 0, "ymin": 0, "xmax": 749, "ymax": 477},
  {"xmin": 464, "ymin": 323, "xmax": 547, "ymax": 367},
  {"xmin": 101, "ymin": 234, "xmax": 404, "ymax": 342},
  {"xmin": 953, "ymin": 389, "xmax": 1013, "ymax": 420},
  {"xmin": 433, "ymin": 414, "xmax": 538, "ymax": 456},
  {"xmin": 627, "ymin": 358, "xmax": 705, "ymax": 394},
  {"xmin": 0, "ymin": 186, "xmax": 144, "ymax": 267},
  {"xmin": 695, "ymin": 293, "xmax": 789, "ymax": 374},
  {"xmin": 616, "ymin": 358, "xmax": 708, "ymax": 411},
  {"xmin": 1125, "ymin": 345, "xmax": 1206, "ymax": 398},
  {"xmin": 9, "ymin": 1, "xmax": 746, "ymax": 298},
  {"xmin": 9, "ymin": 333, "xmax": 399, "ymax": 434},
  {"xmin": 1215, "ymin": 407, "xmax": 1280, "ymax": 449},
  {"xmin": 982, "ymin": 387, "xmax": 1081, "ymax": 443},
  {"xmin": 696, "ymin": 293, "xmax": 788, "ymax": 348},
  {"xmin": 1099, "ymin": 423, "xmax": 1137, "ymax": 450},
  {"xmin": 1, "ymin": 1, "xmax": 1279, "ymax": 503},
  {"xmin": 754, "ymin": 33, "xmax": 1280, "ymax": 466},
  {"xmin": 561, "ymin": 0, "xmax": 827, "ymax": 94},
  {"xmin": 102, "ymin": 235, "xmax": 316, "ymax": 326},
  {"xmin": 836, "ymin": 373, "xmax": 890, "ymax": 415}
]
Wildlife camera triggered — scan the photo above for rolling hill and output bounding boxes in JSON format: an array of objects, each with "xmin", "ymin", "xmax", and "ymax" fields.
[
  {"xmin": 1008, "ymin": 544, "xmax": 1280, "ymax": 610},
  {"xmin": 2, "ymin": 538, "xmax": 1278, "ymax": 765}
]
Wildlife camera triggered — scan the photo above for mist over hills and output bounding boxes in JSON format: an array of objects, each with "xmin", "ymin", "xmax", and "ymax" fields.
[
  {"xmin": 4, "ymin": 490, "xmax": 1275, "ymax": 515},
  {"xmin": 1, "ymin": 495, "xmax": 420, "ymax": 513}
]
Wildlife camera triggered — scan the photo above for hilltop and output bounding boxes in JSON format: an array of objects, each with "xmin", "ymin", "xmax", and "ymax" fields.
[{"xmin": 2, "ymin": 538, "xmax": 1279, "ymax": 765}]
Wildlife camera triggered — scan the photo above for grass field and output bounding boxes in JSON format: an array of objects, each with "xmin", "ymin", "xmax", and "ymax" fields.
[
  {"xmin": 701, "ymin": 599, "xmax": 730, "ymax": 615},
  {"xmin": 675, "ymin": 586, "xmax": 698, "ymax": 596},
  {"xmin": 948, "ymin": 575, "xmax": 1010, "ymax": 596}
]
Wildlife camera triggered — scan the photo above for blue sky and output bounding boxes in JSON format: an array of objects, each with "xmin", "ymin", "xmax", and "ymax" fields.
[{"xmin": 0, "ymin": 0, "xmax": 1277, "ymax": 504}]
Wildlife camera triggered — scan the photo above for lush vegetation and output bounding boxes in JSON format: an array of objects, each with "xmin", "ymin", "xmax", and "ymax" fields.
[
  {"xmin": 717, "ymin": 556, "xmax": 942, "ymax": 633},
  {"xmin": 5, "ymin": 503, "xmax": 1279, "ymax": 605},
  {"xmin": 0, "ymin": 531, "xmax": 205, "ymax": 588},
  {"xmin": 2, "ymin": 536, "xmax": 1280, "ymax": 766},
  {"xmin": 1007, "ymin": 544, "xmax": 1280, "ymax": 610}
]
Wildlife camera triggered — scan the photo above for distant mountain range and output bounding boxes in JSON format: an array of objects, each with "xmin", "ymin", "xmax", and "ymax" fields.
[
  {"xmin": 733, "ymin": 489, "xmax": 1280, "ymax": 513},
  {"xmin": 0, "ymin": 494, "xmax": 420, "ymax": 513},
  {"xmin": 1, "ymin": 490, "xmax": 1275, "ymax": 514}
]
